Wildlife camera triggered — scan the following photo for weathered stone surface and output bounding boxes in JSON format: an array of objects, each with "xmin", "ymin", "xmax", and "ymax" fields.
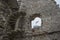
[
  {"xmin": 0, "ymin": 0, "xmax": 60, "ymax": 40},
  {"xmin": 18, "ymin": 0, "xmax": 60, "ymax": 33},
  {"xmin": 17, "ymin": 0, "xmax": 60, "ymax": 40}
]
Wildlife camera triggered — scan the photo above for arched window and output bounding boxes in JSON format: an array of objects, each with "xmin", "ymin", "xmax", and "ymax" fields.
[
  {"xmin": 31, "ymin": 17, "xmax": 42, "ymax": 29},
  {"xmin": 30, "ymin": 14, "xmax": 42, "ymax": 29}
]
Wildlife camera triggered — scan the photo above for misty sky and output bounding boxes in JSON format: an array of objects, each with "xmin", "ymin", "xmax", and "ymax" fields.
[{"xmin": 55, "ymin": 0, "xmax": 60, "ymax": 7}]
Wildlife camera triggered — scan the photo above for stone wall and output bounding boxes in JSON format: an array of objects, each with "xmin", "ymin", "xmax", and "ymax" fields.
[
  {"xmin": 0, "ymin": 0, "xmax": 60, "ymax": 40},
  {"xmin": 17, "ymin": 0, "xmax": 60, "ymax": 40}
]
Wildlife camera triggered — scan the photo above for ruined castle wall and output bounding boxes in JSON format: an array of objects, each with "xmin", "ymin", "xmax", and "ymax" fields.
[
  {"xmin": 0, "ymin": 0, "xmax": 60, "ymax": 40},
  {"xmin": 17, "ymin": 0, "xmax": 60, "ymax": 40},
  {"xmin": 18, "ymin": 0, "xmax": 60, "ymax": 33}
]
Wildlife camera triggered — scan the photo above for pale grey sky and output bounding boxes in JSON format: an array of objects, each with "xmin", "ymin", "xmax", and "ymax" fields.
[
  {"xmin": 55, "ymin": 0, "xmax": 60, "ymax": 7},
  {"xmin": 55, "ymin": 0, "xmax": 60, "ymax": 4}
]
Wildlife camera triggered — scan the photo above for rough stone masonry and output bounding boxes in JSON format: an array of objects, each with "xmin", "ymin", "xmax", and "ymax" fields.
[
  {"xmin": 0, "ymin": 0, "xmax": 60, "ymax": 40},
  {"xmin": 17, "ymin": 0, "xmax": 60, "ymax": 40}
]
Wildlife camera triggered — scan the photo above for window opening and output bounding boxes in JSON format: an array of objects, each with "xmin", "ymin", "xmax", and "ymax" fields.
[{"xmin": 31, "ymin": 17, "xmax": 42, "ymax": 29}]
